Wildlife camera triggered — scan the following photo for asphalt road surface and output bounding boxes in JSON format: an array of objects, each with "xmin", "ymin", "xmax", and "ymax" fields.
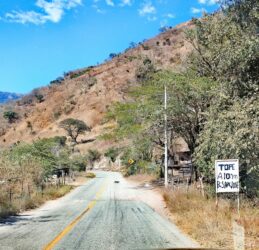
[{"xmin": 0, "ymin": 171, "xmax": 199, "ymax": 250}]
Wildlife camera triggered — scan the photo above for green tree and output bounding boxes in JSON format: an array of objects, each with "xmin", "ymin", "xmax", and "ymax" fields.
[
  {"xmin": 187, "ymin": 0, "xmax": 259, "ymax": 196},
  {"xmin": 104, "ymin": 147, "xmax": 120, "ymax": 163},
  {"xmin": 105, "ymin": 71, "xmax": 216, "ymax": 179},
  {"xmin": 186, "ymin": 0, "xmax": 259, "ymax": 97},
  {"xmin": 3, "ymin": 111, "xmax": 19, "ymax": 123},
  {"xmin": 86, "ymin": 149, "xmax": 101, "ymax": 169},
  {"xmin": 107, "ymin": 71, "xmax": 216, "ymax": 154},
  {"xmin": 35, "ymin": 94, "xmax": 44, "ymax": 103},
  {"xmin": 9, "ymin": 137, "xmax": 70, "ymax": 177},
  {"xmin": 135, "ymin": 57, "xmax": 157, "ymax": 82},
  {"xmin": 59, "ymin": 118, "xmax": 90, "ymax": 144},
  {"xmin": 194, "ymin": 96, "xmax": 259, "ymax": 197}
]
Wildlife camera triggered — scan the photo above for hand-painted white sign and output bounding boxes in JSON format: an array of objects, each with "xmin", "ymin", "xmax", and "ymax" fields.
[{"xmin": 215, "ymin": 159, "xmax": 239, "ymax": 193}]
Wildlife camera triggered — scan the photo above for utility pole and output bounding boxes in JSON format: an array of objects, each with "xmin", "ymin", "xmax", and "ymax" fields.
[{"xmin": 164, "ymin": 84, "xmax": 168, "ymax": 187}]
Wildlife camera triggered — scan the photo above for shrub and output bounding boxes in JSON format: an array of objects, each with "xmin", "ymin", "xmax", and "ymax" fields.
[
  {"xmin": 135, "ymin": 58, "xmax": 156, "ymax": 82},
  {"xmin": 86, "ymin": 149, "xmax": 101, "ymax": 168},
  {"xmin": 44, "ymin": 185, "xmax": 73, "ymax": 199},
  {"xmin": 35, "ymin": 94, "xmax": 44, "ymax": 103},
  {"xmin": 86, "ymin": 172, "xmax": 96, "ymax": 178},
  {"xmin": 70, "ymin": 155, "xmax": 87, "ymax": 171},
  {"xmin": 104, "ymin": 147, "xmax": 120, "ymax": 162},
  {"xmin": 3, "ymin": 111, "xmax": 19, "ymax": 123},
  {"xmin": 109, "ymin": 53, "xmax": 118, "ymax": 59},
  {"xmin": 50, "ymin": 77, "xmax": 64, "ymax": 85},
  {"xmin": 53, "ymin": 110, "xmax": 62, "ymax": 120}
]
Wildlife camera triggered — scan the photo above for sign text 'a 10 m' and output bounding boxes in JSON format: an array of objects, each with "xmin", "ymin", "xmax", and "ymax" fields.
[{"xmin": 215, "ymin": 159, "xmax": 239, "ymax": 193}]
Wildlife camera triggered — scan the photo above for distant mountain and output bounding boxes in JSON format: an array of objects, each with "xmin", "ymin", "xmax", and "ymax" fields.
[{"xmin": 0, "ymin": 91, "xmax": 22, "ymax": 103}]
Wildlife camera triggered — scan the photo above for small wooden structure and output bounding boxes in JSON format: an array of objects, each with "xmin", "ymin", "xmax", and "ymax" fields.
[{"xmin": 168, "ymin": 138, "xmax": 193, "ymax": 184}]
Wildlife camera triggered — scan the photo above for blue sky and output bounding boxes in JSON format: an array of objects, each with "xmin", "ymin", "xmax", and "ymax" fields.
[{"xmin": 0, "ymin": 0, "xmax": 219, "ymax": 94}]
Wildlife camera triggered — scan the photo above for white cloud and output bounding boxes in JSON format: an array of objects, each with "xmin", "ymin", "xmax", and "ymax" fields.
[
  {"xmin": 4, "ymin": 0, "xmax": 82, "ymax": 25},
  {"xmin": 191, "ymin": 7, "xmax": 206, "ymax": 14},
  {"xmin": 198, "ymin": 0, "xmax": 218, "ymax": 5},
  {"xmin": 5, "ymin": 11, "xmax": 46, "ymax": 25},
  {"xmin": 92, "ymin": 4, "xmax": 106, "ymax": 14},
  {"xmin": 164, "ymin": 13, "xmax": 175, "ymax": 19},
  {"xmin": 138, "ymin": 2, "xmax": 156, "ymax": 16},
  {"xmin": 105, "ymin": 0, "xmax": 115, "ymax": 6},
  {"xmin": 120, "ymin": 0, "xmax": 133, "ymax": 6}
]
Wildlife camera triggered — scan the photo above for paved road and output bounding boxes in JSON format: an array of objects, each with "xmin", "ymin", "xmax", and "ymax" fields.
[{"xmin": 0, "ymin": 171, "xmax": 199, "ymax": 250}]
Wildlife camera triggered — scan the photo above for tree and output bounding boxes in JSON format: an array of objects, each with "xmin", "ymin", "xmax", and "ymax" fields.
[
  {"xmin": 109, "ymin": 53, "xmax": 117, "ymax": 59},
  {"xmin": 104, "ymin": 70, "xmax": 216, "ymax": 179},
  {"xmin": 186, "ymin": 0, "xmax": 259, "ymax": 196},
  {"xmin": 3, "ymin": 111, "xmax": 19, "ymax": 123},
  {"xmin": 129, "ymin": 42, "xmax": 137, "ymax": 49},
  {"xmin": 135, "ymin": 57, "xmax": 156, "ymax": 82},
  {"xmin": 86, "ymin": 149, "xmax": 101, "ymax": 169},
  {"xmin": 108, "ymin": 71, "xmax": 216, "ymax": 153},
  {"xmin": 104, "ymin": 147, "xmax": 120, "ymax": 163},
  {"xmin": 194, "ymin": 96, "xmax": 259, "ymax": 197},
  {"xmin": 9, "ymin": 137, "xmax": 70, "ymax": 177},
  {"xmin": 35, "ymin": 94, "xmax": 44, "ymax": 103},
  {"xmin": 59, "ymin": 118, "xmax": 90, "ymax": 144},
  {"xmin": 185, "ymin": 0, "xmax": 259, "ymax": 97}
]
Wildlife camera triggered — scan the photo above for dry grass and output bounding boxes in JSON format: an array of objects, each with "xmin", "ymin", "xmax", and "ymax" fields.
[
  {"xmin": 0, "ymin": 185, "xmax": 73, "ymax": 219},
  {"xmin": 163, "ymin": 187, "xmax": 259, "ymax": 250},
  {"xmin": 43, "ymin": 185, "xmax": 74, "ymax": 199},
  {"xmin": 238, "ymin": 202, "xmax": 259, "ymax": 249}
]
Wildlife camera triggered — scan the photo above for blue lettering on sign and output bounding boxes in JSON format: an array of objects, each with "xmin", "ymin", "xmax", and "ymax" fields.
[
  {"xmin": 219, "ymin": 164, "xmax": 235, "ymax": 171},
  {"xmin": 217, "ymin": 181, "xmax": 239, "ymax": 189}
]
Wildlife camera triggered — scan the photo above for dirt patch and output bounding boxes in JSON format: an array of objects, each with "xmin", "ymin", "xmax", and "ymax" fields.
[{"xmin": 127, "ymin": 174, "xmax": 157, "ymax": 185}]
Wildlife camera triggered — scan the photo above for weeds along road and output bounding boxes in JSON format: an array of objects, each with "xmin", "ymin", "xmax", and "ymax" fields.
[{"xmin": 0, "ymin": 171, "xmax": 198, "ymax": 250}]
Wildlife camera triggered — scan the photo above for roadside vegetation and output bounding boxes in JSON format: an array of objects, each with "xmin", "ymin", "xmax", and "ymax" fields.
[{"xmin": 0, "ymin": 134, "xmax": 98, "ymax": 219}]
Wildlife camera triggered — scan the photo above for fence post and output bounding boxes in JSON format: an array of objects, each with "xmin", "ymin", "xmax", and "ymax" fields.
[
  {"xmin": 28, "ymin": 184, "xmax": 31, "ymax": 198},
  {"xmin": 9, "ymin": 188, "xmax": 12, "ymax": 203},
  {"xmin": 41, "ymin": 183, "xmax": 44, "ymax": 197}
]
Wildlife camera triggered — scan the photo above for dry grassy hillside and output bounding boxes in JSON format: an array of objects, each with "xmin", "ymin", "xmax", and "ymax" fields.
[{"xmin": 0, "ymin": 21, "xmax": 193, "ymax": 153}]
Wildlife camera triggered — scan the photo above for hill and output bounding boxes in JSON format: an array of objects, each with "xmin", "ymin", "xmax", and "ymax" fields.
[
  {"xmin": 0, "ymin": 91, "xmax": 22, "ymax": 103},
  {"xmin": 0, "ymin": 21, "xmax": 193, "ymax": 152}
]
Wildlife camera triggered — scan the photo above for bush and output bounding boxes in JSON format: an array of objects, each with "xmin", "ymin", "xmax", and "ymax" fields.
[
  {"xmin": 70, "ymin": 155, "xmax": 87, "ymax": 171},
  {"xmin": 86, "ymin": 172, "xmax": 96, "ymax": 178},
  {"xmin": 104, "ymin": 147, "xmax": 119, "ymax": 162},
  {"xmin": 109, "ymin": 53, "xmax": 118, "ymax": 59},
  {"xmin": 50, "ymin": 77, "xmax": 64, "ymax": 85},
  {"xmin": 3, "ymin": 111, "xmax": 19, "ymax": 123},
  {"xmin": 135, "ymin": 58, "xmax": 156, "ymax": 82},
  {"xmin": 53, "ymin": 110, "xmax": 62, "ymax": 120},
  {"xmin": 69, "ymin": 68, "xmax": 91, "ymax": 79},
  {"xmin": 44, "ymin": 185, "xmax": 73, "ymax": 199},
  {"xmin": 35, "ymin": 94, "xmax": 44, "ymax": 103},
  {"xmin": 86, "ymin": 149, "xmax": 101, "ymax": 168}
]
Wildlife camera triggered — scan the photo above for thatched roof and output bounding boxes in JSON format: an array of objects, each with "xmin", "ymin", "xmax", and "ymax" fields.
[{"xmin": 171, "ymin": 137, "xmax": 190, "ymax": 153}]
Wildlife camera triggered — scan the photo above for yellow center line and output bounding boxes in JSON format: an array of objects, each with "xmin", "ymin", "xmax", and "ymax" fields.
[{"xmin": 43, "ymin": 180, "xmax": 108, "ymax": 250}]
